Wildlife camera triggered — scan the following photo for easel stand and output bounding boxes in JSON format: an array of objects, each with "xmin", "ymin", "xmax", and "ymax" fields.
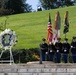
[
  {"xmin": 9, "ymin": 47, "xmax": 14, "ymax": 64},
  {"xmin": 0, "ymin": 46, "xmax": 14, "ymax": 65}
]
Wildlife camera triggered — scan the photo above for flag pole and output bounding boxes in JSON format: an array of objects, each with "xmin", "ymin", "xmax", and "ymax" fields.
[{"xmin": 65, "ymin": 33, "xmax": 66, "ymax": 38}]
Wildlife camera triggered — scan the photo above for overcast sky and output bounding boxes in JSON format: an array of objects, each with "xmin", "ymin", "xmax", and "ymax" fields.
[{"xmin": 26, "ymin": 0, "xmax": 39, "ymax": 10}]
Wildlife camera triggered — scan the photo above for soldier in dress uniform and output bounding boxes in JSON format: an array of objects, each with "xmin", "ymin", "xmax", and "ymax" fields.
[
  {"xmin": 62, "ymin": 38, "xmax": 70, "ymax": 63},
  {"xmin": 55, "ymin": 38, "xmax": 62, "ymax": 63},
  {"xmin": 48, "ymin": 42, "xmax": 55, "ymax": 62},
  {"xmin": 40, "ymin": 38, "xmax": 48, "ymax": 61},
  {"xmin": 71, "ymin": 36, "xmax": 76, "ymax": 63}
]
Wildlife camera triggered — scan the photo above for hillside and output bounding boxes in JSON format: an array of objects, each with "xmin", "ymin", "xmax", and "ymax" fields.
[{"xmin": 0, "ymin": 6, "xmax": 76, "ymax": 49}]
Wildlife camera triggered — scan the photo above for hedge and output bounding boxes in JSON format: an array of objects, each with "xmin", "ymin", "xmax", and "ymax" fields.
[{"xmin": 0, "ymin": 48, "xmax": 40, "ymax": 63}]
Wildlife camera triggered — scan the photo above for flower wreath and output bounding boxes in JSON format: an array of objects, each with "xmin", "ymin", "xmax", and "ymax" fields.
[{"xmin": 0, "ymin": 29, "xmax": 17, "ymax": 49}]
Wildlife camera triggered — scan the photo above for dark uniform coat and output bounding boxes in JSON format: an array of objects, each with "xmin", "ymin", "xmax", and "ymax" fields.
[
  {"xmin": 40, "ymin": 43, "xmax": 48, "ymax": 52},
  {"xmin": 55, "ymin": 42, "xmax": 62, "ymax": 53},
  {"xmin": 62, "ymin": 42, "xmax": 70, "ymax": 54},
  {"xmin": 48, "ymin": 43, "xmax": 55, "ymax": 54},
  {"xmin": 71, "ymin": 41, "xmax": 76, "ymax": 53}
]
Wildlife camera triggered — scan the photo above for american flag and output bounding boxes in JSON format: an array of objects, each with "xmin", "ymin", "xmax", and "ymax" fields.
[{"xmin": 47, "ymin": 13, "xmax": 53, "ymax": 44}]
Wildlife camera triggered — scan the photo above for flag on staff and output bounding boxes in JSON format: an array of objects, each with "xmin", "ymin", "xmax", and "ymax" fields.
[
  {"xmin": 52, "ymin": 20, "xmax": 58, "ymax": 44},
  {"xmin": 63, "ymin": 11, "xmax": 69, "ymax": 34},
  {"xmin": 52, "ymin": 11, "xmax": 61, "ymax": 44},
  {"xmin": 55, "ymin": 11, "xmax": 61, "ymax": 30},
  {"xmin": 47, "ymin": 13, "xmax": 53, "ymax": 44}
]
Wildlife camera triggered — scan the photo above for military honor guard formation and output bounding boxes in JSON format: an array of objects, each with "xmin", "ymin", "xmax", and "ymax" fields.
[
  {"xmin": 40, "ymin": 10, "xmax": 76, "ymax": 63},
  {"xmin": 40, "ymin": 37, "xmax": 76, "ymax": 63}
]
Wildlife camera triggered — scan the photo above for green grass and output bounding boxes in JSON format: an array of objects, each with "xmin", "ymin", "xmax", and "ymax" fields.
[{"xmin": 0, "ymin": 6, "xmax": 76, "ymax": 49}]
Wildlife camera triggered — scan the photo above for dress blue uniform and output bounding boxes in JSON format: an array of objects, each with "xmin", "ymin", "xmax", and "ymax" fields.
[
  {"xmin": 40, "ymin": 38, "xmax": 48, "ymax": 61},
  {"xmin": 48, "ymin": 43, "xmax": 55, "ymax": 62},
  {"xmin": 62, "ymin": 38, "xmax": 70, "ymax": 63},
  {"xmin": 55, "ymin": 38, "xmax": 62, "ymax": 63},
  {"xmin": 71, "ymin": 37, "xmax": 76, "ymax": 63}
]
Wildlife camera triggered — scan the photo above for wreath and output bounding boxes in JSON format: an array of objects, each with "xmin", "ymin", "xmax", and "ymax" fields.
[{"xmin": 0, "ymin": 29, "xmax": 17, "ymax": 49}]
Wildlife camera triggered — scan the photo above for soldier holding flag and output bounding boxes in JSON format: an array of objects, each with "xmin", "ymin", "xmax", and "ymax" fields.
[
  {"xmin": 48, "ymin": 42, "xmax": 55, "ymax": 62},
  {"xmin": 55, "ymin": 38, "xmax": 62, "ymax": 63},
  {"xmin": 62, "ymin": 38, "xmax": 70, "ymax": 63},
  {"xmin": 47, "ymin": 13, "xmax": 55, "ymax": 62}
]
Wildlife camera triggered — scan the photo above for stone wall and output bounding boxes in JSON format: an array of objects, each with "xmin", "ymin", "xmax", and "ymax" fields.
[{"xmin": 0, "ymin": 61, "xmax": 76, "ymax": 75}]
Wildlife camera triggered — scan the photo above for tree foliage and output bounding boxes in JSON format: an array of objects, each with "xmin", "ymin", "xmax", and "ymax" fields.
[
  {"xmin": 39, "ymin": 0, "xmax": 55, "ymax": 10},
  {"xmin": 39, "ymin": 0, "xmax": 75, "ymax": 10},
  {"xmin": 6, "ymin": 0, "xmax": 25, "ymax": 14},
  {"xmin": 0, "ymin": 0, "xmax": 32, "ymax": 15},
  {"xmin": 24, "ymin": 2, "xmax": 32, "ymax": 12}
]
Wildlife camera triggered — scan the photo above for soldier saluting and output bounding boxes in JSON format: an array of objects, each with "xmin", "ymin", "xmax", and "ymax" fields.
[{"xmin": 62, "ymin": 38, "xmax": 70, "ymax": 63}]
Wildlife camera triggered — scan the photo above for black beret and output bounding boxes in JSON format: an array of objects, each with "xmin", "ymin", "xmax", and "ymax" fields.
[
  {"xmin": 64, "ymin": 38, "xmax": 68, "ymax": 41},
  {"xmin": 57, "ymin": 38, "xmax": 61, "ymax": 40},
  {"xmin": 73, "ymin": 36, "xmax": 76, "ymax": 39},
  {"xmin": 42, "ymin": 38, "xmax": 46, "ymax": 41}
]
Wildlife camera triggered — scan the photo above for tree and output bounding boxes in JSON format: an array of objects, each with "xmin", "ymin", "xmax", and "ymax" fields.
[
  {"xmin": 0, "ymin": 0, "xmax": 11, "ymax": 16},
  {"xmin": 64, "ymin": 0, "xmax": 74, "ymax": 6},
  {"xmin": 75, "ymin": 0, "xmax": 76, "ymax": 2},
  {"xmin": 39, "ymin": 0, "xmax": 75, "ymax": 10},
  {"xmin": 6, "ymin": 0, "xmax": 25, "ymax": 14},
  {"xmin": 0, "ymin": 0, "xmax": 32, "ymax": 15},
  {"xmin": 24, "ymin": 2, "xmax": 32, "ymax": 12},
  {"xmin": 39, "ymin": 0, "xmax": 56, "ymax": 10}
]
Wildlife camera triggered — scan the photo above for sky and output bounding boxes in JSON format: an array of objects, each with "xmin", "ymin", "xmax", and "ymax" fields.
[{"xmin": 26, "ymin": 0, "xmax": 39, "ymax": 11}]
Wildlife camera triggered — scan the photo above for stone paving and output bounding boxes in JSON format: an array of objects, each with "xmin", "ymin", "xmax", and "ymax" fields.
[{"xmin": 0, "ymin": 61, "xmax": 76, "ymax": 75}]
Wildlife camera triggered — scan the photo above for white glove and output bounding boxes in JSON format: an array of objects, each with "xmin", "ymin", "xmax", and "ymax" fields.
[
  {"xmin": 57, "ymin": 50, "xmax": 59, "ymax": 52},
  {"xmin": 46, "ymin": 52, "xmax": 48, "ymax": 54},
  {"xmin": 64, "ymin": 50, "xmax": 67, "ymax": 52},
  {"xmin": 50, "ymin": 50, "xmax": 52, "ymax": 52}
]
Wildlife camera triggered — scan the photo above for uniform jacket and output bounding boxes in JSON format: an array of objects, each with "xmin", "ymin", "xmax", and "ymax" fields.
[
  {"xmin": 62, "ymin": 42, "xmax": 70, "ymax": 54},
  {"xmin": 71, "ymin": 41, "xmax": 76, "ymax": 53},
  {"xmin": 48, "ymin": 44, "xmax": 55, "ymax": 54},
  {"xmin": 55, "ymin": 42, "xmax": 62, "ymax": 53},
  {"xmin": 40, "ymin": 43, "xmax": 48, "ymax": 52}
]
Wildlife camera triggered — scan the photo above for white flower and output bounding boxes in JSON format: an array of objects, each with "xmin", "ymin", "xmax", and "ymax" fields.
[{"xmin": 0, "ymin": 29, "xmax": 17, "ymax": 49}]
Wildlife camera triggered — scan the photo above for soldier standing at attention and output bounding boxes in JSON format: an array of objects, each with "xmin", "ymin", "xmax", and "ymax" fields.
[
  {"xmin": 62, "ymin": 38, "xmax": 70, "ymax": 63},
  {"xmin": 48, "ymin": 42, "xmax": 55, "ymax": 62},
  {"xmin": 40, "ymin": 38, "xmax": 48, "ymax": 61},
  {"xmin": 71, "ymin": 36, "xmax": 76, "ymax": 63},
  {"xmin": 55, "ymin": 38, "xmax": 62, "ymax": 63}
]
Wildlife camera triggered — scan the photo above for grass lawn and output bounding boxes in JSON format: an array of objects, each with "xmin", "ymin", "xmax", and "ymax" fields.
[{"xmin": 0, "ymin": 6, "xmax": 76, "ymax": 49}]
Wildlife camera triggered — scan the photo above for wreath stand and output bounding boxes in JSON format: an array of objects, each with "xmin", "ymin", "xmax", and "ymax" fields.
[
  {"xmin": 0, "ymin": 29, "xmax": 17, "ymax": 64},
  {"xmin": 0, "ymin": 46, "xmax": 14, "ymax": 64}
]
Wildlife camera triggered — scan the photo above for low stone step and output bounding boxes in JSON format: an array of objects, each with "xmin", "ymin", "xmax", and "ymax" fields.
[
  {"xmin": 0, "ymin": 61, "xmax": 76, "ymax": 75},
  {"xmin": 0, "ymin": 68, "xmax": 76, "ymax": 73},
  {"xmin": 0, "ymin": 73, "xmax": 76, "ymax": 75}
]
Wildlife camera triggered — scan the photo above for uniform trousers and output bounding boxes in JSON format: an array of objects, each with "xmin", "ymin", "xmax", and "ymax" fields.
[
  {"xmin": 63, "ymin": 53, "xmax": 68, "ymax": 63},
  {"xmin": 41, "ymin": 51, "xmax": 46, "ymax": 61},
  {"xmin": 72, "ymin": 53, "xmax": 76, "ymax": 63},
  {"xmin": 49, "ymin": 53, "xmax": 54, "ymax": 61},
  {"xmin": 56, "ymin": 53, "xmax": 61, "ymax": 63}
]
